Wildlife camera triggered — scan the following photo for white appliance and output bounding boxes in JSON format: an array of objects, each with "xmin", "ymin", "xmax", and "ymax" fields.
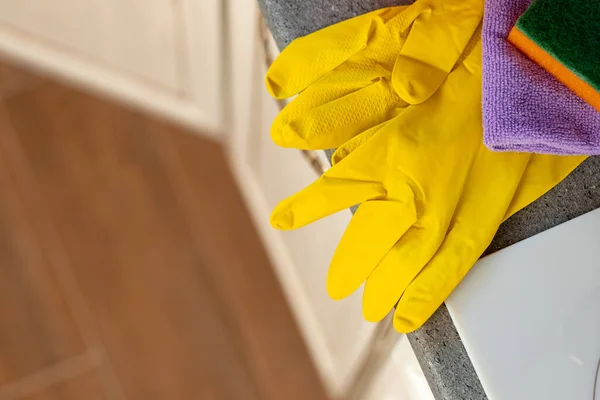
[{"xmin": 446, "ymin": 208, "xmax": 600, "ymax": 400}]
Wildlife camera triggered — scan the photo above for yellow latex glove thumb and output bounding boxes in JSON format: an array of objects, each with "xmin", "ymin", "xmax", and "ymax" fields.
[{"xmin": 265, "ymin": 0, "xmax": 483, "ymax": 150}]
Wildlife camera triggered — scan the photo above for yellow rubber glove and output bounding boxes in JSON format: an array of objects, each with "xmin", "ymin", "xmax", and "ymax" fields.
[
  {"xmin": 270, "ymin": 33, "xmax": 586, "ymax": 332},
  {"xmin": 265, "ymin": 0, "xmax": 483, "ymax": 150}
]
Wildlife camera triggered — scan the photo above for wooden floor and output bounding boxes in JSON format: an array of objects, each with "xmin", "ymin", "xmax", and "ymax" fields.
[{"xmin": 0, "ymin": 59, "xmax": 329, "ymax": 400}]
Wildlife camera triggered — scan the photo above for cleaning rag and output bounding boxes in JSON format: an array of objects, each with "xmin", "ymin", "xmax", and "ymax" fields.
[
  {"xmin": 508, "ymin": 0, "xmax": 600, "ymax": 113},
  {"xmin": 482, "ymin": 0, "xmax": 600, "ymax": 155}
]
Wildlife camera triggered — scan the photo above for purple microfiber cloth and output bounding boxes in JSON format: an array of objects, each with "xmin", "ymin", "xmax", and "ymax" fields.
[{"xmin": 482, "ymin": 0, "xmax": 600, "ymax": 155}]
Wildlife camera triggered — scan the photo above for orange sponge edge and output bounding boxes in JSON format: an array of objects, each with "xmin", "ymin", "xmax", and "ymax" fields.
[{"xmin": 508, "ymin": 27, "xmax": 600, "ymax": 113}]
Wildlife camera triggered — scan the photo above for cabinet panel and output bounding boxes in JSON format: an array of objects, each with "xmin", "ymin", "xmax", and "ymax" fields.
[
  {"xmin": 0, "ymin": 0, "xmax": 224, "ymax": 135},
  {"xmin": 0, "ymin": 0, "xmax": 179, "ymax": 91},
  {"xmin": 226, "ymin": 2, "xmax": 377, "ymax": 393}
]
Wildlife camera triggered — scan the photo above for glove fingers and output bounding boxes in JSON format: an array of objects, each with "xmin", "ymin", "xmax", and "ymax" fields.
[
  {"xmin": 265, "ymin": 8, "xmax": 384, "ymax": 99},
  {"xmin": 392, "ymin": 151, "xmax": 529, "ymax": 333},
  {"xmin": 271, "ymin": 78, "xmax": 403, "ymax": 149},
  {"xmin": 361, "ymin": 226, "xmax": 443, "ymax": 322},
  {"xmin": 327, "ymin": 198, "xmax": 416, "ymax": 300},
  {"xmin": 392, "ymin": 0, "xmax": 483, "ymax": 104},
  {"xmin": 392, "ymin": 223, "xmax": 492, "ymax": 333},
  {"xmin": 331, "ymin": 120, "xmax": 389, "ymax": 166},
  {"xmin": 270, "ymin": 171, "xmax": 386, "ymax": 231}
]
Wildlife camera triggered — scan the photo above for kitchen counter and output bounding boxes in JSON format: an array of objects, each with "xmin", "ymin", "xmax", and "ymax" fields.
[{"xmin": 256, "ymin": 1, "xmax": 600, "ymax": 398}]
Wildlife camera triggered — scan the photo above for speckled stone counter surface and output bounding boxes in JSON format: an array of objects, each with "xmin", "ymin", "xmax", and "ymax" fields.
[{"xmin": 257, "ymin": 1, "xmax": 600, "ymax": 398}]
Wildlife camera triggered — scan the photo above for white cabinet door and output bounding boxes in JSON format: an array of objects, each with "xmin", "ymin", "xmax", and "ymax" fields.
[
  {"xmin": 0, "ymin": 0, "xmax": 223, "ymax": 134},
  {"xmin": 225, "ymin": 0, "xmax": 378, "ymax": 395},
  {"xmin": 0, "ymin": 0, "xmax": 179, "ymax": 89}
]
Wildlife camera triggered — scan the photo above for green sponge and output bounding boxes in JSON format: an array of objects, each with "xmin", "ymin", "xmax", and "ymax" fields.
[{"xmin": 508, "ymin": 0, "xmax": 600, "ymax": 111}]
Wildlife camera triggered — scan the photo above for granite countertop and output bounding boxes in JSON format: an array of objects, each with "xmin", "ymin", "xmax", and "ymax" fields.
[{"xmin": 257, "ymin": 1, "xmax": 600, "ymax": 398}]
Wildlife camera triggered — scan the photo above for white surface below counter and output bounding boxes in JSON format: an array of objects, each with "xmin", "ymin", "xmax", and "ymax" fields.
[{"xmin": 447, "ymin": 208, "xmax": 600, "ymax": 400}]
